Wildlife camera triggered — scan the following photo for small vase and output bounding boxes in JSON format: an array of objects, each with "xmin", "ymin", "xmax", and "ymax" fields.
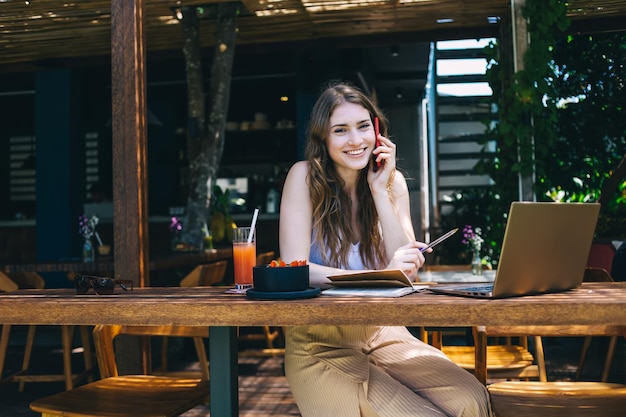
[
  {"xmin": 471, "ymin": 251, "xmax": 482, "ymax": 276},
  {"xmin": 171, "ymin": 234, "xmax": 180, "ymax": 252},
  {"xmin": 82, "ymin": 237, "xmax": 95, "ymax": 262}
]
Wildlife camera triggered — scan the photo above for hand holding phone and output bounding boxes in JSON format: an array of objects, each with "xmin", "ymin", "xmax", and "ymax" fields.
[{"xmin": 372, "ymin": 116, "xmax": 381, "ymax": 172}]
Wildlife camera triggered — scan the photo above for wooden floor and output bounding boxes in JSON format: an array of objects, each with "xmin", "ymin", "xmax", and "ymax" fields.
[
  {"xmin": 1, "ymin": 329, "xmax": 624, "ymax": 416},
  {"xmin": 179, "ymin": 355, "xmax": 300, "ymax": 417}
]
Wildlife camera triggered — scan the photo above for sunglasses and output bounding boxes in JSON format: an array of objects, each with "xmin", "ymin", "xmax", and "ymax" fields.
[{"xmin": 74, "ymin": 275, "xmax": 133, "ymax": 295}]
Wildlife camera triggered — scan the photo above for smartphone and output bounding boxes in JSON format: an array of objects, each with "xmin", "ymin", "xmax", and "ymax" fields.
[{"xmin": 372, "ymin": 116, "xmax": 381, "ymax": 172}]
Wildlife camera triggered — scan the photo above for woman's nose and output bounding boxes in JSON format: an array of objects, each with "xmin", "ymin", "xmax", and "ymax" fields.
[{"xmin": 347, "ymin": 129, "xmax": 363, "ymax": 145}]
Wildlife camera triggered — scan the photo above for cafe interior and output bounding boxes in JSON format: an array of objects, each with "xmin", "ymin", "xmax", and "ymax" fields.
[{"xmin": 1, "ymin": 1, "xmax": 626, "ymax": 416}]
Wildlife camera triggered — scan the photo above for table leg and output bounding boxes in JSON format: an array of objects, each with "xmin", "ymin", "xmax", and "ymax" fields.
[{"xmin": 209, "ymin": 326, "xmax": 239, "ymax": 416}]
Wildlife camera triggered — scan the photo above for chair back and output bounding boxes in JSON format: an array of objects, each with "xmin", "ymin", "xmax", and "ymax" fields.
[
  {"xmin": 0, "ymin": 271, "xmax": 45, "ymax": 292},
  {"xmin": 584, "ymin": 266, "xmax": 614, "ymax": 282},
  {"xmin": 180, "ymin": 261, "xmax": 227, "ymax": 287},
  {"xmin": 93, "ymin": 325, "xmax": 210, "ymax": 379},
  {"xmin": 587, "ymin": 242, "xmax": 616, "ymax": 271},
  {"xmin": 0, "ymin": 272, "xmax": 18, "ymax": 292},
  {"xmin": 256, "ymin": 251, "xmax": 275, "ymax": 266}
]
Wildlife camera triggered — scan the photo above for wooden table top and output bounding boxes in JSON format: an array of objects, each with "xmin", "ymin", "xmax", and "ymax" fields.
[
  {"xmin": 2, "ymin": 248, "xmax": 233, "ymax": 274},
  {"xmin": 1, "ymin": 282, "xmax": 625, "ymax": 328}
]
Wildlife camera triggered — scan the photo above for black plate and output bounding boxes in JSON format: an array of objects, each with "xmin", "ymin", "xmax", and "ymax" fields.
[{"xmin": 246, "ymin": 287, "xmax": 321, "ymax": 300}]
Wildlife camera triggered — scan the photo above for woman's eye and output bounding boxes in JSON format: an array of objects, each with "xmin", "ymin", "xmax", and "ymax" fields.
[{"xmin": 333, "ymin": 127, "xmax": 347, "ymax": 134}]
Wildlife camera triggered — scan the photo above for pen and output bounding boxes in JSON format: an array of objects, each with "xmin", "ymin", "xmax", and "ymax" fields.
[{"xmin": 420, "ymin": 228, "xmax": 459, "ymax": 252}]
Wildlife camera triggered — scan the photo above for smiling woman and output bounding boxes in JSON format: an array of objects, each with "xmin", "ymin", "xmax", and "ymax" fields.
[{"xmin": 278, "ymin": 81, "xmax": 494, "ymax": 417}]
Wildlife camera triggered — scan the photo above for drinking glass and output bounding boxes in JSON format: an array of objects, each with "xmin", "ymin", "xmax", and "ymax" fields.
[{"xmin": 233, "ymin": 227, "xmax": 256, "ymax": 290}]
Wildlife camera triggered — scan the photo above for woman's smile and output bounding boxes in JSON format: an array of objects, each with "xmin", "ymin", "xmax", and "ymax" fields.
[{"xmin": 346, "ymin": 147, "xmax": 367, "ymax": 156}]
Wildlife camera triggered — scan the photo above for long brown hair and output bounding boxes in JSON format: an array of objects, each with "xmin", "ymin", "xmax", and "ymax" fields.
[{"xmin": 305, "ymin": 81, "xmax": 388, "ymax": 269}]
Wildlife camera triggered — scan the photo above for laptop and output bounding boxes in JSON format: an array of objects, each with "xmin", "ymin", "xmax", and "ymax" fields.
[{"xmin": 430, "ymin": 202, "xmax": 600, "ymax": 298}]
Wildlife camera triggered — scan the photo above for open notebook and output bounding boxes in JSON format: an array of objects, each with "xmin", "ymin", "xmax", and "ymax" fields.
[
  {"xmin": 324, "ymin": 270, "xmax": 427, "ymax": 297},
  {"xmin": 430, "ymin": 202, "xmax": 600, "ymax": 298}
]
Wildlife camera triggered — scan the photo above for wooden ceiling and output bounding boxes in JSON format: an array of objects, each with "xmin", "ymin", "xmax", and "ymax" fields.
[{"xmin": 1, "ymin": 0, "xmax": 625, "ymax": 72}]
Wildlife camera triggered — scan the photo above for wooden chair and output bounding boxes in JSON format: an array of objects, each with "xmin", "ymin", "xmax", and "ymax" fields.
[
  {"xmin": 256, "ymin": 251, "xmax": 276, "ymax": 266},
  {"xmin": 29, "ymin": 324, "xmax": 210, "ymax": 417},
  {"xmin": 425, "ymin": 326, "xmax": 544, "ymax": 385},
  {"xmin": 0, "ymin": 271, "xmax": 93, "ymax": 391},
  {"xmin": 419, "ymin": 264, "xmax": 541, "ymax": 384},
  {"xmin": 426, "ymin": 268, "xmax": 621, "ymax": 385},
  {"xmin": 474, "ymin": 323, "xmax": 623, "ymax": 384},
  {"xmin": 158, "ymin": 262, "xmax": 227, "ymax": 375},
  {"xmin": 179, "ymin": 260, "xmax": 228, "ymax": 287},
  {"xmin": 586, "ymin": 241, "xmax": 617, "ymax": 272},
  {"xmin": 485, "ymin": 325, "xmax": 626, "ymax": 417},
  {"xmin": 488, "ymin": 381, "xmax": 626, "ymax": 417}
]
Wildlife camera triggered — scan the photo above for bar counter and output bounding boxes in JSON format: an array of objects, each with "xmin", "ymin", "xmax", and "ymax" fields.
[
  {"xmin": 1, "ymin": 283, "xmax": 626, "ymax": 328},
  {"xmin": 1, "ymin": 282, "xmax": 625, "ymax": 416}
]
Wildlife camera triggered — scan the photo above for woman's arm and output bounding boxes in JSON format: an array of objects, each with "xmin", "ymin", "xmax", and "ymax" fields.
[
  {"xmin": 368, "ymin": 134, "xmax": 430, "ymax": 279},
  {"xmin": 376, "ymin": 170, "xmax": 415, "ymax": 253},
  {"xmin": 375, "ymin": 171, "xmax": 428, "ymax": 279},
  {"xmin": 368, "ymin": 134, "xmax": 417, "ymax": 258}
]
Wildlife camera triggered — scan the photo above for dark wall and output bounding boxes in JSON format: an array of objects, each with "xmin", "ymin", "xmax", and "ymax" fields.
[{"xmin": 0, "ymin": 44, "xmax": 426, "ymax": 265}]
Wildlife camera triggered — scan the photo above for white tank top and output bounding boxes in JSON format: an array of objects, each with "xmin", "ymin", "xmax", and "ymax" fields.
[{"xmin": 309, "ymin": 239, "xmax": 366, "ymax": 270}]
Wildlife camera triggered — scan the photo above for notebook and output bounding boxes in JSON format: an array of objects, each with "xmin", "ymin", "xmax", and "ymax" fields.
[
  {"xmin": 429, "ymin": 202, "xmax": 600, "ymax": 298},
  {"xmin": 324, "ymin": 270, "xmax": 428, "ymax": 297}
]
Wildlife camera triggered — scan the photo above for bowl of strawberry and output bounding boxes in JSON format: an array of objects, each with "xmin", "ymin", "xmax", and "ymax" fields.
[{"xmin": 252, "ymin": 259, "xmax": 309, "ymax": 292}]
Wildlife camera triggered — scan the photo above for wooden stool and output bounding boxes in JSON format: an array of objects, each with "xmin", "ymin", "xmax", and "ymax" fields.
[
  {"xmin": 0, "ymin": 271, "xmax": 93, "ymax": 391},
  {"xmin": 30, "ymin": 375, "xmax": 209, "ymax": 417},
  {"xmin": 488, "ymin": 381, "xmax": 626, "ymax": 417},
  {"xmin": 0, "ymin": 324, "xmax": 93, "ymax": 391}
]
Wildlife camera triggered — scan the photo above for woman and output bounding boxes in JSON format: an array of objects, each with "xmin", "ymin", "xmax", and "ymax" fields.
[{"xmin": 279, "ymin": 81, "xmax": 493, "ymax": 417}]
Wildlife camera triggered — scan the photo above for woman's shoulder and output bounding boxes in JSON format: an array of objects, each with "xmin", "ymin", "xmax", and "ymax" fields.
[
  {"xmin": 390, "ymin": 169, "xmax": 410, "ymax": 192},
  {"xmin": 283, "ymin": 161, "xmax": 310, "ymax": 190},
  {"xmin": 287, "ymin": 160, "xmax": 309, "ymax": 178}
]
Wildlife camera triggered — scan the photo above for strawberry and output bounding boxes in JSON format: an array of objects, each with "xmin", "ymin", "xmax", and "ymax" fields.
[{"xmin": 267, "ymin": 259, "xmax": 307, "ymax": 267}]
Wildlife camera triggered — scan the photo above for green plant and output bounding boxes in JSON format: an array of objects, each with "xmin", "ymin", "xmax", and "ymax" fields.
[
  {"xmin": 469, "ymin": 0, "xmax": 626, "ymax": 261},
  {"xmin": 471, "ymin": 0, "xmax": 569, "ymax": 264},
  {"xmin": 469, "ymin": 0, "xmax": 626, "ymax": 263},
  {"xmin": 543, "ymin": 31, "xmax": 626, "ymax": 238}
]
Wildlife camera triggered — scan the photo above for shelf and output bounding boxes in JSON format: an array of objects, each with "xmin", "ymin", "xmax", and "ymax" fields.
[{"xmin": 222, "ymin": 128, "xmax": 297, "ymax": 164}]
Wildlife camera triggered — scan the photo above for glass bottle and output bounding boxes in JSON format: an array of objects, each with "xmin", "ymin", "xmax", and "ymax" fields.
[
  {"xmin": 83, "ymin": 237, "xmax": 95, "ymax": 262},
  {"xmin": 471, "ymin": 251, "xmax": 482, "ymax": 276}
]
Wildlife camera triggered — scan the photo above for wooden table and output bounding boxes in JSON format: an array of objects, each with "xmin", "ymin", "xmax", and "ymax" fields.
[{"xmin": 1, "ymin": 282, "xmax": 625, "ymax": 416}]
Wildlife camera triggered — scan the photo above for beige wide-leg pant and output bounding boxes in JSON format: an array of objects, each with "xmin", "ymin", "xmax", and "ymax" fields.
[{"xmin": 285, "ymin": 326, "xmax": 493, "ymax": 417}]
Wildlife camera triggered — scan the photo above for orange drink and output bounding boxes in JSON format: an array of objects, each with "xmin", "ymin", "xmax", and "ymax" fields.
[{"xmin": 233, "ymin": 227, "xmax": 256, "ymax": 289}]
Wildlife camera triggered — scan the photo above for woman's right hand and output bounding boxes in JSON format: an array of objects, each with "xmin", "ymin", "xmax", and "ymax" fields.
[{"xmin": 386, "ymin": 241, "xmax": 431, "ymax": 279}]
